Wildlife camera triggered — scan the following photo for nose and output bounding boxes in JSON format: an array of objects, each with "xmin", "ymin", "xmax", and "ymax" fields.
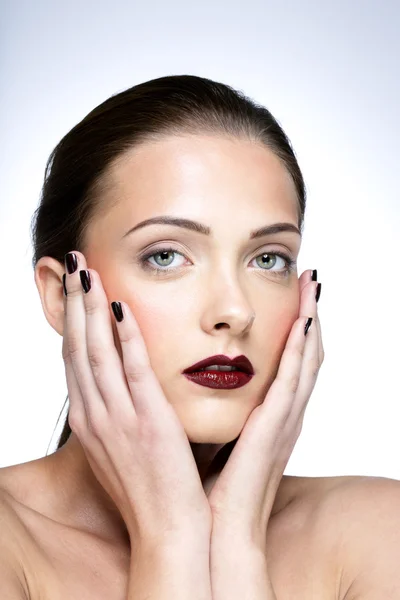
[{"xmin": 199, "ymin": 276, "xmax": 256, "ymax": 337}]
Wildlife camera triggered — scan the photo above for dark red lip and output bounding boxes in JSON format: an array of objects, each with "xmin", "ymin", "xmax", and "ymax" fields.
[{"xmin": 183, "ymin": 354, "xmax": 254, "ymax": 375}]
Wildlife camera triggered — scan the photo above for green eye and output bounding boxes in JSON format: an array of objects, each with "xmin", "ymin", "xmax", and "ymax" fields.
[
  {"xmin": 152, "ymin": 250, "xmax": 176, "ymax": 267},
  {"xmin": 255, "ymin": 253, "xmax": 276, "ymax": 269},
  {"xmin": 140, "ymin": 246, "xmax": 296, "ymax": 277}
]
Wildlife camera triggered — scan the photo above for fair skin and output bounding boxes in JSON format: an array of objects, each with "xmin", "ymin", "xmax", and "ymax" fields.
[
  {"xmin": 2, "ymin": 132, "xmax": 400, "ymax": 599},
  {"xmin": 35, "ymin": 133, "xmax": 303, "ymax": 543}
]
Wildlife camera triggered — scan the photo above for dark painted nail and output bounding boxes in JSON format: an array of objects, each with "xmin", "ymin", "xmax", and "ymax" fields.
[
  {"xmin": 65, "ymin": 252, "xmax": 77, "ymax": 274},
  {"xmin": 315, "ymin": 283, "xmax": 322, "ymax": 303},
  {"xmin": 304, "ymin": 317, "xmax": 313, "ymax": 336},
  {"xmin": 311, "ymin": 269, "xmax": 318, "ymax": 281},
  {"xmin": 80, "ymin": 270, "xmax": 91, "ymax": 293},
  {"xmin": 111, "ymin": 301, "xmax": 124, "ymax": 322},
  {"xmin": 62, "ymin": 273, "xmax": 67, "ymax": 296}
]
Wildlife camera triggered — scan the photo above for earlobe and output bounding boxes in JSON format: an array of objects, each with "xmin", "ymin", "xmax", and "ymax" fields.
[{"xmin": 34, "ymin": 256, "xmax": 66, "ymax": 336}]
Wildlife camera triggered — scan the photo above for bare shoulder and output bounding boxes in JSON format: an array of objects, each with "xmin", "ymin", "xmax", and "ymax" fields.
[
  {"xmin": 303, "ymin": 474, "xmax": 400, "ymax": 599},
  {"xmin": 0, "ymin": 489, "xmax": 31, "ymax": 598},
  {"xmin": 266, "ymin": 475, "xmax": 357, "ymax": 599}
]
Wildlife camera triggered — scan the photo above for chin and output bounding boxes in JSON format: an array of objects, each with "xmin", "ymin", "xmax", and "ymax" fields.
[
  {"xmin": 167, "ymin": 390, "xmax": 259, "ymax": 444},
  {"xmin": 184, "ymin": 420, "xmax": 244, "ymax": 445}
]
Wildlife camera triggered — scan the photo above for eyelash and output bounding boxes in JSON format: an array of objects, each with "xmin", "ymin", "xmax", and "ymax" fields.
[{"xmin": 139, "ymin": 246, "xmax": 296, "ymax": 277}]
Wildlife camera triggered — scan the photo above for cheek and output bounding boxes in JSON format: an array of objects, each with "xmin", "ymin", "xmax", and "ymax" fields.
[
  {"xmin": 87, "ymin": 258, "xmax": 181, "ymax": 358},
  {"xmin": 131, "ymin": 296, "xmax": 182, "ymax": 345},
  {"xmin": 97, "ymin": 255, "xmax": 300, "ymax": 383},
  {"xmin": 271, "ymin": 304, "xmax": 299, "ymax": 354},
  {"xmin": 110, "ymin": 288, "xmax": 188, "ymax": 373},
  {"xmin": 258, "ymin": 295, "xmax": 300, "ymax": 389}
]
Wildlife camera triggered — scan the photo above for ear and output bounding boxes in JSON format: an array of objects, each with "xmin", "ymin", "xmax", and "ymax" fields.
[{"xmin": 34, "ymin": 256, "xmax": 66, "ymax": 336}]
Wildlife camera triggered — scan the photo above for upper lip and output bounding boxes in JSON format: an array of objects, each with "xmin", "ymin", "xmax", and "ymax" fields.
[{"xmin": 183, "ymin": 354, "xmax": 254, "ymax": 375}]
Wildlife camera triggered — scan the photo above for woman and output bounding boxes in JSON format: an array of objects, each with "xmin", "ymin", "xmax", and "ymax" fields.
[{"xmin": 1, "ymin": 74, "xmax": 399, "ymax": 599}]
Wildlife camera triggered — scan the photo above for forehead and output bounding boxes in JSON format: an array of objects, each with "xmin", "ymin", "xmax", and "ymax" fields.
[{"xmin": 99, "ymin": 134, "xmax": 299, "ymax": 230}]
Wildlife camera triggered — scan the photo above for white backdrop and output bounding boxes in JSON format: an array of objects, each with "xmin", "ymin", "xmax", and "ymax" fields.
[{"xmin": 1, "ymin": 0, "xmax": 399, "ymax": 477}]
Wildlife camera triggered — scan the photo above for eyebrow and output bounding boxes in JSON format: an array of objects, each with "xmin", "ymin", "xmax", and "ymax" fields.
[{"xmin": 122, "ymin": 216, "xmax": 301, "ymax": 240}]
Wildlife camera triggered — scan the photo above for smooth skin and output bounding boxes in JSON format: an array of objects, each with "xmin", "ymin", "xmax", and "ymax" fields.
[
  {"xmin": 62, "ymin": 252, "xmax": 214, "ymax": 547},
  {"xmin": 39, "ymin": 133, "xmax": 308, "ymax": 540},
  {"xmin": 1, "ymin": 134, "xmax": 400, "ymax": 598},
  {"xmin": 64, "ymin": 245, "xmax": 320, "ymax": 599},
  {"xmin": 62, "ymin": 248, "xmax": 318, "ymax": 599}
]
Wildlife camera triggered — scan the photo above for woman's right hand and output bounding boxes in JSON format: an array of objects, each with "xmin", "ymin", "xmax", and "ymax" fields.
[{"xmin": 61, "ymin": 251, "xmax": 212, "ymax": 552}]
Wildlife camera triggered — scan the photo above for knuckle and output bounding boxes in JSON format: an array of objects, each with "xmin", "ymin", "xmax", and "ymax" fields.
[
  {"xmin": 68, "ymin": 409, "xmax": 85, "ymax": 436},
  {"xmin": 123, "ymin": 355, "xmax": 152, "ymax": 386},
  {"xmin": 287, "ymin": 373, "xmax": 300, "ymax": 395},
  {"xmin": 291, "ymin": 342, "xmax": 305, "ymax": 363},
  {"xmin": 117, "ymin": 326, "xmax": 136, "ymax": 345},
  {"xmin": 67, "ymin": 333, "xmax": 81, "ymax": 358},
  {"xmin": 294, "ymin": 420, "xmax": 303, "ymax": 439},
  {"xmin": 87, "ymin": 345, "xmax": 107, "ymax": 372},
  {"xmin": 309, "ymin": 358, "xmax": 320, "ymax": 379},
  {"xmin": 65, "ymin": 286, "xmax": 82, "ymax": 299},
  {"xmin": 62, "ymin": 343, "xmax": 70, "ymax": 361},
  {"xmin": 84, "ymin": 300, "xmax": 98, "ymax": 317},
  {"xmin": 87, "ymin": 413, "xmax": 108, "ymax": 439},
  {"xmin": 124, "ymin": 366, "xmax": 149, "ymax": 386}
]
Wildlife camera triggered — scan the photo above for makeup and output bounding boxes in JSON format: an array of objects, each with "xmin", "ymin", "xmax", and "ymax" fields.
[{"xmin": 183, "ymin": 370, "xmax": 253, "ymax": 389}]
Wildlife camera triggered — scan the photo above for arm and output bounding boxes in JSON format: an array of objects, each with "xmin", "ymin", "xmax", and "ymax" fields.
[
  {"xmin": 210, "ymin": 533, "xmax": 277, "ymax": 600},
  {"xmin": 126, "ymin": 536, "xmax": 213, "ymax": 600}
]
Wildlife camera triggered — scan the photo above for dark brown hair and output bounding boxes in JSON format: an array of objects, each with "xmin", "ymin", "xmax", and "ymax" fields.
[{"xmin": 29, "ymin": 74, "xmax": 307, "ymax": 453}]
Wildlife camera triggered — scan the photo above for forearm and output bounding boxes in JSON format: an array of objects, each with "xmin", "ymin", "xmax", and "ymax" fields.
[
  {"xmin": 127, "ymin": 538, "xmax": 212, "ymax": 600},
  {"xmin": 210, "ymin": 539, "xmax": 277, "ymax": 600}
]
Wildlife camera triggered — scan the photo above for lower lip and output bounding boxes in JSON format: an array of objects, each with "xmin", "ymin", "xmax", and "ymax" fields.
[{"xmin": 183, "ymin": 370, "xmax": 253, "ymax": 389}]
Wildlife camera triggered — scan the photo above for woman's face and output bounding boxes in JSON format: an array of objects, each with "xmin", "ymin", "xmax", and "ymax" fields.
[{"xmin": 84, "ymin": 134, "xmax": 302, "ymax": 444}]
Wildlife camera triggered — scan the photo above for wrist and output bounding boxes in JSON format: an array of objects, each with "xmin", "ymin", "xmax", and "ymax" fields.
[
  {"xmin": 211, "ymin": 524, "xmax": 263, "ymax": 550},
  {"xmin": 131, "ymin": 527, "xmax": 211, "ymax": 559},
  {"xmin": 128, "ymin": 539, "xmax": 212, "ymax": 600},
  {"xmin": 210, "ymin": 537, "xmax": 275, "ymax": 600}
]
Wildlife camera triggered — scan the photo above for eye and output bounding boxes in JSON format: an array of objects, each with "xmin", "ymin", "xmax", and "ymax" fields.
[
  {"xmin": 139, "ymin": 246, "xmax": 296, "ymax": 277},
  {"xmin": 140, "ymin": 248, "xmax": 186, "ymax": 272},
  {"xmin": 249, "ymin": 251, "xmax": 296, "ymax": 278},
  {"xmin": 251, "ymin": 252, "xmax": 290, "ymax": 272}
]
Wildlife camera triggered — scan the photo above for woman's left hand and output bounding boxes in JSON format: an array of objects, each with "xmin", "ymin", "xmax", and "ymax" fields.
[{"xmin": 207, "ymin": 270, "xmax": 324, "ymax": 552}]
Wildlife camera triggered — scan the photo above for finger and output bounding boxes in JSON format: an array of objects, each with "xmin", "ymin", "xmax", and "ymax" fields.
[
  {"xmin": 64, "ymin": 252, "xmax": 108, "ymax": 429},
  {"xmin": 62, "ymin": 275, "xmax": 88, "ymax": 435},
  {"xmin": 259, "ymin": 312, "xmax": 311, "ymax": 435},
  {"xmin": 75, "ymin": 253, "xmax": 173, "ymax": 423},
  {"xmin": 245, "ymin": 274, "xmax": 316, "ymax": 435},
  {"xmin": 291, "ymin": 280, "xmax": 322, "ymax": 426},
  {"xmin": 112, "ymin": 299, "xmax": 173, "ymax": 421},
  {"xmin": 313, "ymin": 305, "xmax": 323, "ymax": 367},
  {"xmin": 299, "ymin": 269, "xmax": 314, "ymax": 294},
  {"xmin": 79, "ymin": 267, "xmax": 139, "ymax": 419},
  {"xmin": 309, "ymin": 276, "xmax": 323, "ymax": 365},
  {"xmin": 316, "ymin": 301, "xmax": 324, "ymax": 365}
]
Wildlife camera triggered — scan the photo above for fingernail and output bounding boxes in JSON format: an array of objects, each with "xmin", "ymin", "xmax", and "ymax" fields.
[
  {"xmin": 304, "ymin": 317, "xmax": 313, "ymax": 336},
  {"xmin": 111, "ymin": 301, "xmax": 124, "ymax": 322},
  {"xmin": 311, "ymin": 269, "xmax": 317, "ymax": 281},
  {"xmin": 315, "ymin": 283, "xmax": 322, "ymax": 303},
  {"xmin": 65, "ymin": 252, "xmax": 77, "ymax": 274},
  {"xmin": 62, "ymin": 273, "xmax": 67, "ymax": 296},
  {"xmin": 79, "ymin": 270, "xmax": 91, "ymax": 293}
]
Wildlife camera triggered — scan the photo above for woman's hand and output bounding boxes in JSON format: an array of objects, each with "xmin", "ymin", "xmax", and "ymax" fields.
[
  {"xmin": 61, "ymin": 251, "xmax": 212, "ymax": 552},
  {"xmin": 207, "ymin": 270, "xmax": 323, "ymax": 551}
]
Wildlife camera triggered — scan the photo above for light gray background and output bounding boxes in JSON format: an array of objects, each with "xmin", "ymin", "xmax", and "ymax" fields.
[{"xmin": 1, "ymin": 0, "xmax": 399, "ymax": 476}]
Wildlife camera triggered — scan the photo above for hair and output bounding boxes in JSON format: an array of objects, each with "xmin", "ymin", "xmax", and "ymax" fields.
[{"xmin": 29, "ymin": 74, "xmax": 307, "ymax": 453}]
